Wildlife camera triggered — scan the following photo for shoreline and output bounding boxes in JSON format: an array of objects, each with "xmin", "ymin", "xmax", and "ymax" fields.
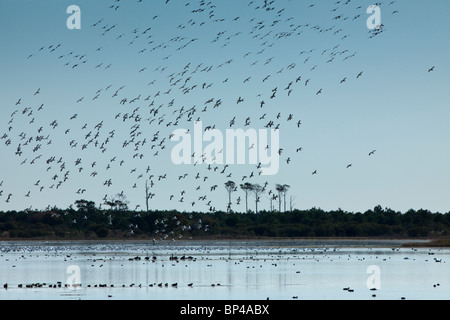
[{"xmin": 0, "ymin": 237, "xmax": 446, "ymax": 248}]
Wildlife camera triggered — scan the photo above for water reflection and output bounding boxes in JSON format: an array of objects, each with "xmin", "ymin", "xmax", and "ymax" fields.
[{"xmin": 0, "ymin": 240, "xmax": 448, "ymax": 300}]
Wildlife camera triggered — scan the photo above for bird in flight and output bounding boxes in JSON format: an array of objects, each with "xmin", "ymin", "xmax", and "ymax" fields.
[
  {"xmin": 369, "ymin": 150, "xmax": 376, "ymax": 156},
  {"xmin": 0, "ymin": 0, "xmax": 405, "ymax": 215}
]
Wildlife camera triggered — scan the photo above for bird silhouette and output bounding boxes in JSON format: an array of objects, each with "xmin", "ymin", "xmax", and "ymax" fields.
[{"xmin": 0, "ymin": 0, "xmax": 401, "ymax": 216}]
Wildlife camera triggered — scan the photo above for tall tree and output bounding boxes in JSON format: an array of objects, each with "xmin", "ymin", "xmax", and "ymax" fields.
[
  {"xmin": 275, "ymin": 184, "xmax": 284, "ymax": 212},
  {"xmin": 275, "ymin": 184, "xmax": 290, "ymax": 212},
  {"xmin": 269, "ymin": 193, "xmax": 277, "ymax": 211},
  {"xmin": 145, "ymin": 180, "xmax": 151, "ymax": 212},
  {"xmin": 224, "ymin": 181, "xmax": 236, "ymax": 213},
  {"xmin": 240, "ymin": 182, "xmax": 254, "ymax": 213},
  {"xmin": 282, "ymin": 184, "xmax": 290, "ymax": 212},
  {"xmin": 251, "ymin": 184, "xmax": 264, "ymax": 214}
]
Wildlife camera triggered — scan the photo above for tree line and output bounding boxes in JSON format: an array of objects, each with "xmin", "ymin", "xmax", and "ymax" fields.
[
  {"xmin": 0, "ymin": 202, "xmax": 449, "ymax": 240},
  {"xmin": 224, "ymin": 181, "xmax": 292, "ymax": 214}
]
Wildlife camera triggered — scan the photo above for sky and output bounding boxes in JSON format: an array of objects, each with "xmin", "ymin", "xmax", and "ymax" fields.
[{"xmin": 0, "ymin": 0, "xmax": 449, "ymax": 214}]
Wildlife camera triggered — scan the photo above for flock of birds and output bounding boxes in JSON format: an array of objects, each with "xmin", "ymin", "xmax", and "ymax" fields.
[
  {"xmin": 0, "ymin": 243, "xmax": 446, "ymax": 300},
  {"xmin": 2, "ymin": 0, "xmax": 433, "ymax": 218}
]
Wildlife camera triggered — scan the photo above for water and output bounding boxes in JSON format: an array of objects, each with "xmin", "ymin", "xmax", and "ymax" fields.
[{"xmin": 0, "ymin": 240, "xmax": 448, "ymax": 300}]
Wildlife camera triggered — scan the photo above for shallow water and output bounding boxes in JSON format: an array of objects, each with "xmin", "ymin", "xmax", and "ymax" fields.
[{"xmin": 0, "ymin": 240, "xmax": 448, "ymax": 300}]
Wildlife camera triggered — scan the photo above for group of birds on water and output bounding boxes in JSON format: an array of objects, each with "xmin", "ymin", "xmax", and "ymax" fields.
[
  {"xmin": 0, "ymin": 0, "xmax": 437, "ymax": 218},
  {"xmin": 1, "ymin": 244, "xmax": 446, "ymax": 300}
]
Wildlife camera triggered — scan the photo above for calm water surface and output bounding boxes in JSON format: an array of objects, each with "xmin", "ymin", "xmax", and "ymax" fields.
[{"xmin": 0, "ymin": 239, "xmax": 448, "ymax": 300}]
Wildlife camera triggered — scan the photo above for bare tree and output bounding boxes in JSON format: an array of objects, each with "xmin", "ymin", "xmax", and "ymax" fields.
[{"xmin": 289, "ymin": 195, "xmax": 296, "ymax": 212}]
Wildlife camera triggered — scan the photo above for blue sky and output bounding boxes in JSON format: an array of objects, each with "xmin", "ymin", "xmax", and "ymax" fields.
[{"xmin": 0, "ymin": 0, "xmax": 449, "ymax": 214}]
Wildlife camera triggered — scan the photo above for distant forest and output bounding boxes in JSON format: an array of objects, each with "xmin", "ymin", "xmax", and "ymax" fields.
[{"xmin": 1, "ymin": 200, "xmax": 450, "ymax": 240}]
